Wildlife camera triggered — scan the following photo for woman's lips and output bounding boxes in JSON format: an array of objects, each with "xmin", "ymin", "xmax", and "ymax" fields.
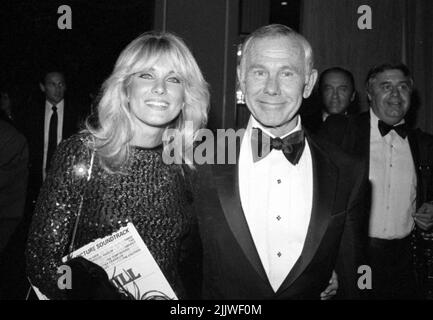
[{"xmin": 145, "ymin": 100, "xmax": 169, "ymax": 108}]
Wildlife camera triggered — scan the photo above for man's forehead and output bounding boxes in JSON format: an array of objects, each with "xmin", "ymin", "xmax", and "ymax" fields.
[
  {"xmin": 374, "ymin": 69, "xmax": 409, "ymax": 83},
  {"xmin": 45, "ymin": 72, "xmax": 65, "ymax": 83},
  {"xmin": 323, "ymin": 72, "xmax": 351, "ymax": 85},
  {"xmin": 248, "ymin": 36, "xmax": 304, "ymax": 60}
]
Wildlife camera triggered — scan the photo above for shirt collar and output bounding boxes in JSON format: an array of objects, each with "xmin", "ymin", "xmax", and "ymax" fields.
[{"xmin": 45, "ymin": 99, "xmax": 64, "ymax": 111}]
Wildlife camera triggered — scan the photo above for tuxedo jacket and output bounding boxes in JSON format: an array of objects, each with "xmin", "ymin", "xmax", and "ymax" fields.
[
  {"xmin": 194, "ymin": 130, "xmax": 369, "ymax": 299},
  {"xmin": 22, "ymin": 97, "xmax": 86, "ymax": 202},
  {"xmin": 323, "ymin": 112, "xmax": 433, "ymax": 209}
]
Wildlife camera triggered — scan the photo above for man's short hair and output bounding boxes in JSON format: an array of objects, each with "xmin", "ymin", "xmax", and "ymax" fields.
[
  {"xmin": 365, "ymin": 63, "xmax": 413, "ymax": 92},
  {"xmin": 318, "ymin": 67, "xmax": 355, "ymax": 92},
  {"xmin": 39, "ymin": 69, "xmax": 65, "ymax": 85},
  {"xmin": 239, "ymin": 24, "xmax": 314, "ymax": 76}
]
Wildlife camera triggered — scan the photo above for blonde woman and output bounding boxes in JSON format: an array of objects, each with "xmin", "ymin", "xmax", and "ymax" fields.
[{"xmin": 26, "ymin": 31, "xmax": 209, "ymax": 299}]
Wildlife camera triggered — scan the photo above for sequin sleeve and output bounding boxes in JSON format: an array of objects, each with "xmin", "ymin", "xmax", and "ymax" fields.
[{"xmin": 25, "ymin": 134, "xmax": 92, "ymax": 299}]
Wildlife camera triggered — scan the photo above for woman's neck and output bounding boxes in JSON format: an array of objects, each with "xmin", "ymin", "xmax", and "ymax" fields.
[{"xmin": 130, "ymin": 125, "xmax": 164, "ymax": 148}]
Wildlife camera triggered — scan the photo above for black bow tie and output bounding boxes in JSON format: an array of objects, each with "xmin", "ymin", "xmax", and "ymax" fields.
[
  {"xmin": 251, "ymin": 127, "xmax": 305, "ymax": 165},
  {"xmin": 378, "ymin": 120, "xmax": 408, "ymax": 139}
]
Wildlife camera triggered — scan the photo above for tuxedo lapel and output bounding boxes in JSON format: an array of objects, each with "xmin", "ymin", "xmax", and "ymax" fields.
[
  {"xmin": 408, "ymin": 130, "xmax": 423, "ymax": 208},
  {"xmin": 213, "ymin": 133, "xmax": 269, "ymax": 286},
  {"xmin": 277, "ymin": 133, "xmax": 338, "ymax": 295},
  {"xmin": 36, "ymin": 105, "xmax": 46, "ymax": 143},
  {"xmin": 33, "ymin": 104, "xmax": 46, "ymax": 164},
  {"xmin": 408, "ymin": 130, "xmax": 420, "ymax": 168},
  {"xmin": 62, "ymin": 99, "xmax": 70, "ymax": 138}
]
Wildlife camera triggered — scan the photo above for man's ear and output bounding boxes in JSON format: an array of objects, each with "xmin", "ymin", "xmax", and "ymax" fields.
[
  {"xmin": 303, "ymin": 69, "xmax": 318, "ymax": 98},
  {"xmin": 237, "ymin": 66, "xmax": 245, "ymax": 93},
  {"xmin": 350, "ymin": 91, "xmax": 356, "ymax": 102},
  {"xmin": 39, "ymin": 83, "xmax": 46, "ymax": 93}
]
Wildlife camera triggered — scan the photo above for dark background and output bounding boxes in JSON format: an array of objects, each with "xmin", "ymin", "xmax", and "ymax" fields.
[
  {"xmin": 0, "ymin": 0, "xmax": 432, "ymax": 133},
  {"xmin": 0, "ymin": 0, "xmax": 155, "ymax": 109}
]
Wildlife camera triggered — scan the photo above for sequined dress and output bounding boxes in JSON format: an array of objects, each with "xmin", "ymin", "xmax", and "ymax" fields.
[{"xmin": 26, "ymin": 133, "xmax": 198, "ymax": 299}]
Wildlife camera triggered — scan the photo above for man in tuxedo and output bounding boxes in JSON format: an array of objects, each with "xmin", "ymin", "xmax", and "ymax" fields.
[
  {"xmin": 323, "ymin": 63, "xmax": 433, "ymax": 299},
  {"xmin": 194, "ymin": 24, "xmax": 369, "ymax": 299}
]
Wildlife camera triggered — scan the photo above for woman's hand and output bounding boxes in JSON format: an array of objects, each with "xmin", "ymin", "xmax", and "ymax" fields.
[{"xmin": 320, "ymin": 270, "xmax": 338, "ymax": 300}]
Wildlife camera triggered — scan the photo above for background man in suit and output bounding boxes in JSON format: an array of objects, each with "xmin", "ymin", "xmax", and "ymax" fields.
[
  {"xmin": 23, "ymin": 70, "xmax": 85, "ymax": 208},
  {"xmin": 0, "ymin": 119, "xmax": 28, "ymax": 252},
  {"xmin": 0, "ymin": 70, "xmax": 86, "ymax": 299},
  {"xmin": 303, "ymin": 67, "xmax": 357, "ymax": 134},
  {"xmin": 0, "ymin": 119, "xmax": 28, "ymax": 299},
  {"xmin": 324, "ymin": 63, "xmax": 433, "ymax": 299},
  {"xmin": 195, "ymin": 24, "xmax": 369, "ymax": 299},
  {"xmin": 320, "ymin": 67, "xmax": 356, "ymax": 120}
]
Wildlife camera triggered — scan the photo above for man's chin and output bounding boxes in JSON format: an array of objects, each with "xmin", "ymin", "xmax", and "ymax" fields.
[
  {"xmin": 327, "ymin": 106, "xmax": 345, "ymax": 114},
  {"xmin": 253, "ymin": 117, "xmax": 283, "ymax": 129},
  {"xmin": 254, "ymin": 117, "xmax": 297, "ymax": 132},
  {"xmin": 384, "ymin": 115, "xmax": 405, "ymax": 125},
  {"xmin": 49, "ymin": 98, "xmax": 64, "ymax": 104}
]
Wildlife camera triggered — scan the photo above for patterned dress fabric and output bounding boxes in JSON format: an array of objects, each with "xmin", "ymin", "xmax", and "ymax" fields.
[{"xmin": 26, "ymin": 133, "xmax": 197, "ymax": 299}]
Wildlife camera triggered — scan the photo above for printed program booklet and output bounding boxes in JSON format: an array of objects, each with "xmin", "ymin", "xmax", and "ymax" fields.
[{"xmin": 61, "ymin": 222, "xmax": 178, "ymax": 300}]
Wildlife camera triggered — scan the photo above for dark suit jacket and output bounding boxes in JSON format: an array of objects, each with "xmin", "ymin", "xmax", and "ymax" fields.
[
  {"xmin": 302, "ymin": 111, "xmax": 324, "ymax": 134},
  {"xmin": 22, "ymin": 97, "xmax": 86, "ymax": 203},
  {"xmin": 0, "ymin": 98, "xmax": 86, "ymax": 299},
  {"xmin": 0, "ymin": 120, "xmax": 28, "ymax": 298},
  {"xmin": 0, "ymin": 119, "xmax": 28, "ymax": 222},
  {"xmin": 194, "ymin": 130, "xmax": 369, "ymax": 299},
  {"xmin": 323, "ymin": 112, "xmax": 433, "ymax": 209}
]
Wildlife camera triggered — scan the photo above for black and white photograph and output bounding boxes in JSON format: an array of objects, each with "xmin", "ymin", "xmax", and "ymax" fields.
[{"xmin": 0, "ymin": 0, "xmax": 432, "ymax": 313}]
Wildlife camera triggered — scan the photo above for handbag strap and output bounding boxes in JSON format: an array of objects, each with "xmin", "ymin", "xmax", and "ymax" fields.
[{"xmin": 67, "ymin": 148, "xmax": 95, "ymax": 256}]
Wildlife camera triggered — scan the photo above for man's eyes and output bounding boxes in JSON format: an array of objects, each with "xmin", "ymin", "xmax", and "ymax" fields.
[
  {"xmin": 280, "ymin": 71, "xmax": 294, "ymax": 77},
  {"xmin": 381, "ymin": 84, "xmax": 392, "ymax": 91},
  {"xmin": 251, "ymin": 70, "xmax": 295, "ymax": 78},
  {"xmin": 399, "ymin": 84, "xmax": 410, "ymax": 91},
  {"xmin": 381, "ymin": 83, "xmax": 410, "ymax": 92},
  {"xmin": 253, "ymin": 70, "xmax": 266, "ymax": 77}
]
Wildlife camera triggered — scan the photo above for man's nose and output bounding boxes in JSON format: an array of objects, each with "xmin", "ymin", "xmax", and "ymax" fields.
[
  {"xmin": 390, "ymin": 85, "xmax": 401, "ymax": 97},
  {"xmin": 332, "ymin": 89, "xmax": 339, "ymax": 99},
  {"xmin": 152, "ymin": 79, "xmax": 166, "ymax": 95},
  {"xmin": 264, "ymin": 76, "xmax": 280, "ymax": 95}
]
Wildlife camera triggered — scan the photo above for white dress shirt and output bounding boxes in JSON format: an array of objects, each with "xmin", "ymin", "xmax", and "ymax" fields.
[
  {"xmin": 239, "ymin": 115, "xmax": 313, "ymax": 292},
  {"xmin": 43, "ymin": 99, "xmax": 64, "ymax": 179},
  {"xmin": 368, "ymin": 109, "xmax": 417, "ymax": 239}
]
